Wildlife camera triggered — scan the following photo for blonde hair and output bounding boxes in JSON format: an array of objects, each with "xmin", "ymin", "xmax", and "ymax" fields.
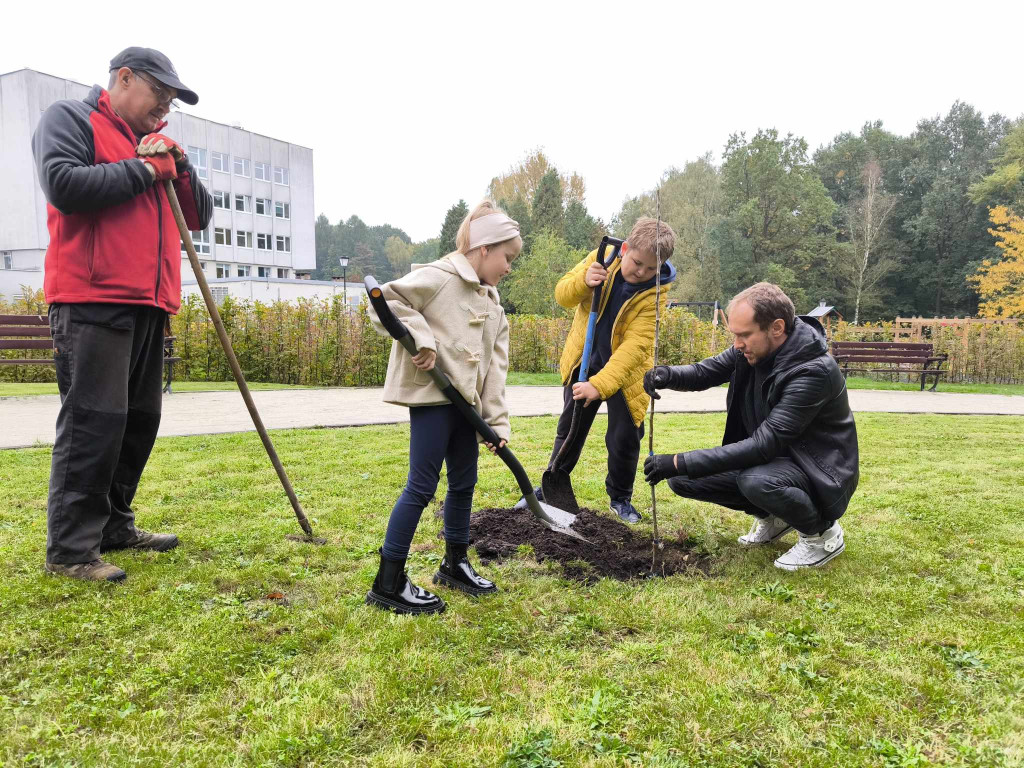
[
  {"xmin": 456, "ymin": 200, "xmax": 521, "ymax": 254},
  {"xmin": 627, "ymin": 217, "xmax": 676, "ymax": 262}
]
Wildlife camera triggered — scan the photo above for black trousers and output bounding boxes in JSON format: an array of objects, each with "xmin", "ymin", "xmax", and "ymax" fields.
[
  {"xmin": 46, "ymin": 304, "xmax": 166, "ymax": 563},
  {"xmin": 550, "ymin": 382, "xmax": 644, "ymax": 503},
  {"xmin": 666, "ymin": 457, "xmax": 829, "ymax": 535}
]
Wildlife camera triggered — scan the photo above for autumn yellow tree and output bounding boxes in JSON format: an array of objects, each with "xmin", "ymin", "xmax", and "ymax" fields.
[
  {"xmin": 488, "ymin": 149, "xmax": 585, "ymax": 207},
  {"xmin": 970, "ymin": 206, "xmax": 1024, "ymax": 317}
]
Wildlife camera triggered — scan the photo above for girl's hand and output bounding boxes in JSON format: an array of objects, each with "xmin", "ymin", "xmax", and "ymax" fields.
[
  {"xmin": 584, "ymin": 262, "xmax": 608, "ymax": 287},
  {"xmin": 572, "ymin": 381, "xmax": 601, "ymax": 405},
  {"xmin": 411, "ymin": 348, "xmax": 436, "ymax": 371},
  {"xmin": 484, "ymin": 439, "xmax": 507, "ymax": 455}
]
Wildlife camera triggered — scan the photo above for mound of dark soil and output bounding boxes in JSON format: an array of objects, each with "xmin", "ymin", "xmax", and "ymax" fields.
[{"xmin": 469, "ymin": 506, "xmax": 711, "ymax": 583}]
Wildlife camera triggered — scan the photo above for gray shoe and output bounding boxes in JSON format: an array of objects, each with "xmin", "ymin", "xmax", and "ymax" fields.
[
  {"xmin": 101, "ymin": 529, "xmax": 179, "ymax": 553},
  {"xmin": 46, "ymin": 559, "xmax": 127, "ymax": 583}
]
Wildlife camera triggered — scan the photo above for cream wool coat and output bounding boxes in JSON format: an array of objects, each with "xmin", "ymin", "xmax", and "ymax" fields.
[{"xmin": 368, "ymin": 252, "xmax": 511, "ymax": 442}]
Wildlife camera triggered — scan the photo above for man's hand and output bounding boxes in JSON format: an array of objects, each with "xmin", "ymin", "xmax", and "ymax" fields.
[
  {"xmin": 584, "ymin": 261, "xmax": 608, "ymax": 288},
  {"xmin": 643, "ymin": 366, "xmax": 670, "ymax": 399},
  {"xmin": 138, "ymin": 133, "xmax": 186, "ymax": 164},
  {"xmin": 644, "ymin": 453, "xmax": 684, "ymax": 485},
  {"xmin": 572, "ymin": 381, "xmax": 601, "ymax": 405},
  {"xmin": 484, "ymin": 439, "xmax": 507, "ymax": 455},
  {"xmin": 411, "ymin": 348, "xmax": 436, "ymax": 371},
  {"xmin": 141, "ymin": 153, "xmax": 177, "ymax": 181}
]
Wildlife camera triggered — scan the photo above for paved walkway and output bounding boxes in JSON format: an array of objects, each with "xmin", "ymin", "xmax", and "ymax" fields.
[{"xmin": 1, "ymin": 386, "xmax": 1021, "ymax": 450}]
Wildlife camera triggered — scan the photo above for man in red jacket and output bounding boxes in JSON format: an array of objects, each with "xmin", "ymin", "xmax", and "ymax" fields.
[{"xmin": 32, "ymin": 47, "xmax": 213, "ymax": 582}]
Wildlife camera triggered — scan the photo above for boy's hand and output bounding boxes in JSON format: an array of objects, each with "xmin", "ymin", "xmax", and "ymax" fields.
[
  {"xmin": 484, "ymin": 439, "xmax": 507, "ymax": 455},
  {"xmin": 572, "ymin": 381, "xmax": 601, "ymax": 405},
  {"xmin": 584, "ymin": 261, "xmax": 608, "ymax": 287},
  {"xmin": 411, "ymin": 348, "xmax": 436, "ymax": 371}
]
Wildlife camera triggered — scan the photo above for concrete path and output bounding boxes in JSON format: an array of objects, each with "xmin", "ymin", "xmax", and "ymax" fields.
[{"xmin": 1, "ymin": 386, "xmax": 1021, "ymax": 449}]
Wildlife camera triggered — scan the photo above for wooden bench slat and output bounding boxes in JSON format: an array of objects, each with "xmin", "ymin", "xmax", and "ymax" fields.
[
  {"xmin": 0, "ymin": 315, "xmax": 47, "ymax": 325},
  {"xmin": 0, "ymin": 339, "xmax": 54, "ymax": 350},
  {"xmin": 835, "ymin": 356, "xmax": 945, "ymax": 365},
  {"xmin": 0, "ymin": 327, "xmax": 53, "ymax": 337},
  {"xmin": 833, "ymin": 342, "xmax": 933, "ymax": 350}
]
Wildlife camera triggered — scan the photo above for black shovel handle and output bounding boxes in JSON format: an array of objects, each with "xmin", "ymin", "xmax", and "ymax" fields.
[{"xmin": 365, "ymin": 276, "xmax": 535, "ymax": 497}]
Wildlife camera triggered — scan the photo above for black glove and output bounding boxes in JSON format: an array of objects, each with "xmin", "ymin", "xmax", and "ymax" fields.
[
  {"xmin": 644, "ymin": 453, "xmax": 685, "ymax": 485},
  {"xmin": 643, "ymin": 366, "xmax": 670, "ymax": 399}
]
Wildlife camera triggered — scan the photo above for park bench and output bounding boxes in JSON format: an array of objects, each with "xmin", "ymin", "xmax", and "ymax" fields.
[
  {"xmin": 831, "ymin": 341, "xmax": 948, "ymax": 391},
  {"xmin": 0, "ymin": 314, "xmax": 182, "ymax": 393}
]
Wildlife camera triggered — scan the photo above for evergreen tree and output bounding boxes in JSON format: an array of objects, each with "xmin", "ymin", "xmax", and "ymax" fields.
[
  {"xmin": 438, "ymin": 200, "xmax": 468, "ymax": 256},
  {"xmin": 532, "ymin": 169, "xmax": 564, "ymax": 237}
]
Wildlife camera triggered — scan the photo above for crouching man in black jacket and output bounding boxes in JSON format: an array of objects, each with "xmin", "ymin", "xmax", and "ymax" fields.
[{"xmin": 643, "ymin": 283, "xmax": 859, "ymax": 570}]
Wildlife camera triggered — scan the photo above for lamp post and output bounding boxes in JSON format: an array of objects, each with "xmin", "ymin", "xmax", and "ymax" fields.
[{"xmin": 339, "ymin": 255, "xmax": 349, "ymax": 310}]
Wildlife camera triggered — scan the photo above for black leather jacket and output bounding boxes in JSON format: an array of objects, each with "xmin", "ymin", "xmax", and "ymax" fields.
[{"xmin": 665, "ymin": 316, "xmax": 859, "ymax": 519}]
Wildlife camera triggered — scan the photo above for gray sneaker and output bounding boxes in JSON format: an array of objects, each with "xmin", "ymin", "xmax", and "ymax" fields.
[
  {"xmin": 774, "ymin": 522, "xmax": 845, "ymax": 571},
  {"xmin": 46, "ymin": 559, "xmax": 127, "ymax": 583},
  {"xmin": 101, "ymin": 529, "xmax": 179, "ymax": 553}
]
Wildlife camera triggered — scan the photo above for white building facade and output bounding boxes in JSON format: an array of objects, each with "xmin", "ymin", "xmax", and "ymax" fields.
[{"xmin": 0, "ymin": 68, "xmax": 316, "ymax": 302}]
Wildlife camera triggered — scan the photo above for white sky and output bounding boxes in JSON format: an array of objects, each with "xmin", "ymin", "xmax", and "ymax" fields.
[{"xmin": 4, "ymin": 1, "xmax": 1023, "ymax": 242}]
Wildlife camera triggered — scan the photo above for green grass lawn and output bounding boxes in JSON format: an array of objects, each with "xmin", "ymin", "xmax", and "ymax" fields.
[{"xmin": 1, "ymin": 413, "xmax": 1022, "ymax": 767}]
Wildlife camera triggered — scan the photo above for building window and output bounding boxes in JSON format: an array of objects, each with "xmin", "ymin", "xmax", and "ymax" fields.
[
  {"xmin": 212, "ymin": 190, "xmax": 231, "ymax": 209},
  {"xmin": 210, "ymin": 151, "xmax": 229, "ymax": 173},
  {"xmin": 187, "ymin": 147, "xmax": 207, "ymax": 179},
  {"xmin": 234, "ymin": 194, "xmax": 252, "ymax": 213},
  {"xmin": 255, "ymin": 198, "xmax": 271, "ymax": 216},
  {"xmin": 254, "ymin": 162, "xmax": 270, "ymax": 181},
  {"xmin": 183, "ymin": 229, "xmax": 210, "ymax": 255},
  {"xmin": 256, "ymin": 233, "xmax": 272, "ymax": 250},
  {"xmin": 274, "ymin": 201, "xmax": 290, "ymax": 219},
  {"xmin": 273, "ymin": 166, "xmax": 289, "ymax": 185},
  {"xmin": 214, "ymin": 227, "xmax": 232, "ymax": 246},
  {"xmin": 257, "ymin": 266, "xmax": 270, "ymax": 278},
  {"xmin": 233, "ymin": 157, "xmax": 250, "ymax": 177},
  {"xmin": 216, "ymin": 263, "xmax": 231, "ymax": 279},
  {"xmin": 277, "ymin": 268, "xmax": 289, "ymax": 279},
  {"xmin": 2, "ymin": 252, "xmax": 12, "ymax": 270},
  {"xmin": 237, "ymin": 264, "xmax": 251, "ymax": 277},
  {"xmin": 276, "ymin": 236, "xmax": 291, "ymax": 253},
  {"xmin": 236, "ymin": 230, "xmax": 253, "ymax": 249}
]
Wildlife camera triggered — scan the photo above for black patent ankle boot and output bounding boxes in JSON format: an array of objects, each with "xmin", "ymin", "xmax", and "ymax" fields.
[
  {"xmin": 433, "ymin": 542, "xmax": 498, "ymax": 596},
  {"xmin": 366, "ymin": 550, "xmax": 446, "ymax": 615}
]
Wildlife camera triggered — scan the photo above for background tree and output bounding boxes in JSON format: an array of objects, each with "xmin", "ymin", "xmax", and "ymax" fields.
[
  {"xmin": 969, "ymin": 206, "xmax": 1024, "ymax": 317},
  {"xmin": 969, "ymin": 121, "xmax": 1024, "ymax": 213},
  {"xmin": 385, "ymin": 236, "xmax": 415, "ymax": 277},
  {"xmin": 843, "ymin": 160, "xmax": 898, "ymax": 323},
  {"xmin": 488, "ymin": 148, "xmax": 585, "ymax": 209},
  {"xmin": 531, "ymin": 169, "xmax": 565, "ymax": 237},
  {"xmin": 438, "ymin": 200, "xmax": 468, "ymax": 257},
  {"xmin": 504, "ymin": 231, "xmax": 585, "ymax": 316}
]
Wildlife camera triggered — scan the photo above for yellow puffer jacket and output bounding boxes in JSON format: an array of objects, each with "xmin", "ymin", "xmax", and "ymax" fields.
[{"xmin": 556, "ymin": 248, "xmax": 672, "ymax": 427}]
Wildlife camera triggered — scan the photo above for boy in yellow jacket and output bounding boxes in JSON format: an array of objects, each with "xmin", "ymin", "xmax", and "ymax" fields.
[{"xmin": 544, "ymin": 217, "xmax": 676, "ymax": 523}]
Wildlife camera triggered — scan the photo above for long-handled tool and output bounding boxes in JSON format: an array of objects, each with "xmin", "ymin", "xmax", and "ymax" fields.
[
  {"xmin": 649, "ymin": 190, "xmax": 665, "ymax": 571},
  {"xmin": 540, "ymin": 235, "xmax": 625, "ymax": 515},
  {"xmin": 364, "ymin": 276, "xmax": 585, "ymax": 542},
  {"xmin": 164, "ymin": 180, "xmax": 323, "ymax": 545}
]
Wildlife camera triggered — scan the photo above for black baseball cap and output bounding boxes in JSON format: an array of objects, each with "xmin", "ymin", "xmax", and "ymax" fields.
[{"xmin": 109, "ymin": 46, "xmax": 198, "ymax": 105}]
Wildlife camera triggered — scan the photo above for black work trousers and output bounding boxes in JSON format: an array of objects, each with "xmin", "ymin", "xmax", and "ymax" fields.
[
  {"xmin": 667, "ymin": 457, "xmax": 830, "ymax": 536},
  {"xmin": 46, "ymin": 303, "xmax": 166, "ymax": 563},
  {"xmin": 550, "ymin": 382, "xmax": 644, "ymax": 503}
]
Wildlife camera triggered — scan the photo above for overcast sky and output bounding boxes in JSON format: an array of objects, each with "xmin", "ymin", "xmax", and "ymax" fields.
[{"xmin": 5, "ymin": 1, "xmax": 1023, "ymax": 242}]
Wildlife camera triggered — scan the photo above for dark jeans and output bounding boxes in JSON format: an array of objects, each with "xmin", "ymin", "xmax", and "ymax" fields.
[
  {"xmin": 550, "ymin": 382, "xmax": 643, "ymax": 503},
  {"xmin": 667, "ymin": 457, "xmax": 830, "ymax": 535},
  {"xmin": 381, "ymin": 404, "xmax": 478, "ymax": 560},
  {"xmin": 46, "ymin": 303, "xmax": 167, "ymax": 563}
]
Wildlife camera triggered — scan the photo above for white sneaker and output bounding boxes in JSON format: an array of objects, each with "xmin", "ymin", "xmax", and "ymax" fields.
[
  {"xmin": 738, "ymin": 515, "xmax": 794, "ymax": 546},
  {"xmin": 774, "ymin": 522, "xmax": 844, "ymax": 570}
]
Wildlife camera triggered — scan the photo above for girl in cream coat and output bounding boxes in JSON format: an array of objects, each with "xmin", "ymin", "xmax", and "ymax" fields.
[{"xmin": 365, "ymin": 201, "xmax": 521, "ymax": 615}]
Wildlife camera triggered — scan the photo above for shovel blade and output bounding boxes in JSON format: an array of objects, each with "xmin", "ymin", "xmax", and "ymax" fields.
[
  {"xmin": 513, "ymin": 495, "xmax": 587, "ymax": 542},
  {"xmin": 541, "ymin": 468, "xmax": 581, "ymax": 516}
]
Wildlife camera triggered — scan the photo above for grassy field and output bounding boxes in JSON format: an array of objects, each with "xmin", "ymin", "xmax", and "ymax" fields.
[
  {"xmin": 1, "ymin": 413, "xmax": 1022, "ymax": 767},
  {"xmin": 3, "ymin": 373, "xmax": 1022, "ymax": 396}
]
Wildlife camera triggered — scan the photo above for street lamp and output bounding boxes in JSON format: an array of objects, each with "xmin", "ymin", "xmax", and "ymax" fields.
[{"xmin": 339, "ymin": 255, "xmax": 349, "ymax": 310}]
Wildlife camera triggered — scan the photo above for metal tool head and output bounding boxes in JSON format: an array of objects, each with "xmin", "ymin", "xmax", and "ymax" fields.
[{"xmin": 514, "ymin": 492, "xmax": 588, "ymax": 542}]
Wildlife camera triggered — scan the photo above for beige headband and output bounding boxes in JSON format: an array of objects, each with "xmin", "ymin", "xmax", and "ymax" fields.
[{"xmin": 468, "ymin": 213, "xmax": 520, "ymax": 251}]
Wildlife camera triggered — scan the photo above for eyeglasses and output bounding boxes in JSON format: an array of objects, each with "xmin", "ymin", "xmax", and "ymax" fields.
[{"xmin": 132, "ymin": 70, "xmax": 180, "ymax": 110}]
